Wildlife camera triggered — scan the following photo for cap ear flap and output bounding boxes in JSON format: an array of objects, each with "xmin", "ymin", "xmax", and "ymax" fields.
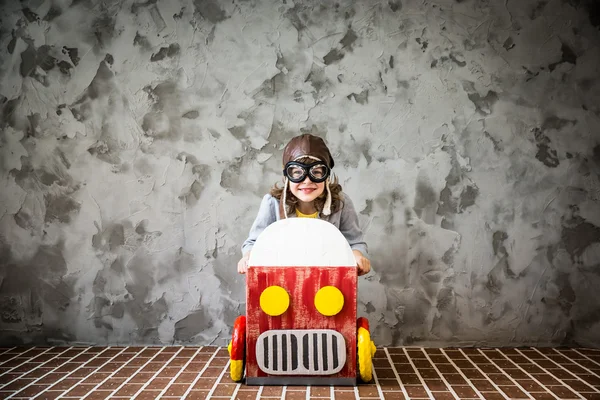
[
  {"xmin": 323, "ymin": 177, "xmax": 332, "ymax": 216},
  {"xmin": 281, "ymin": 177, "xmax": 289, "ymax": 219}
]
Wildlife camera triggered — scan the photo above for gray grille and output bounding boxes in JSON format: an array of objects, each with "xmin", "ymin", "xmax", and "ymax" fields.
[{"xmin": 256, "ymin": 330, "xmax": 346, "ymax": 375}]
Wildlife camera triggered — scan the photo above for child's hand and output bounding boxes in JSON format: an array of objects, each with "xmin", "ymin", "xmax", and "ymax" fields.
[
  {"xmin": 353, "ymin": 250, "xmax": 371, "ymax": 276},
  {"xmin": 237, "ymin": 252, "xmax": 251, "ymax": 274}
]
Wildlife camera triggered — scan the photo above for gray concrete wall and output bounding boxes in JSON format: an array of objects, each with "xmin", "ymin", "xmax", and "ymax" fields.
[{"xmin": 0, "ymin": 0, "xmax": 599, "ymax": 347}]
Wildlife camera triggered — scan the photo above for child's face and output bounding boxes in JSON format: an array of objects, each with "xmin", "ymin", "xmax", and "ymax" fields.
[{"xmin": 289, "ymin": 175, "xmax": 326, "ymax": 204}]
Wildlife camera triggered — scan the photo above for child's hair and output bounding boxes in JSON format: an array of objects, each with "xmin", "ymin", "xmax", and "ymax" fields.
[{"xmin": 270, "ymin": 156, "xmax": 344, "ymax": 216}]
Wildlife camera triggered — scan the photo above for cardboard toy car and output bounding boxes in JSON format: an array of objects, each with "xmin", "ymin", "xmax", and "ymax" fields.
[{"xmin": 228, "ymin": 218, "xmax": 375, "ymax": 385}]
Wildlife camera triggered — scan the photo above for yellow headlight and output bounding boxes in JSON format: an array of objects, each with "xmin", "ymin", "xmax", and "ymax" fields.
[
  {"xmin": 260, "ymin": 285, "xmax": 290, "ymax": 316},
  {"xmin": 314, "ymin": 286, "xmax": 344, "ymax": 316}
]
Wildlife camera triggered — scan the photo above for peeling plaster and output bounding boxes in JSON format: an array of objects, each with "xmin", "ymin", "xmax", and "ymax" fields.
[{"xmin": 0, "ymin": 0, "xmax": 599, "ymax": 348}]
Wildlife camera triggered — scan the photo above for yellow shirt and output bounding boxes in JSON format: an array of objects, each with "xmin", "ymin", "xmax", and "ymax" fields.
[{"xmin": 295, "ymin": 209, "xmax": 319, "ymax": 218}]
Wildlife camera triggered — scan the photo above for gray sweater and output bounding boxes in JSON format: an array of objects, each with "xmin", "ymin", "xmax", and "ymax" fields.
[{"xmin": 241, "ymin": 193, "xmax": 369, "ymax": 257}]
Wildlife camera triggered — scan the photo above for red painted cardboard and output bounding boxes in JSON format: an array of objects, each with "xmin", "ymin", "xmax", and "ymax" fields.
[{"xmin": 246, "ymin": 266, "xmax": 357, "ymax": 380}]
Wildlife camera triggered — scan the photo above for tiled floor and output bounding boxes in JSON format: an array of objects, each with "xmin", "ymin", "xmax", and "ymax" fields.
[{"xmin": 0, "ymin": 346, "xmax": 598, "ymax": 399}]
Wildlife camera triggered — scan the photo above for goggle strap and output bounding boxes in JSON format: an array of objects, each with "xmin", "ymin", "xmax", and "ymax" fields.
[{"xmin": 294, "ymin": 155, "xmax": 321, "ymax": 162}]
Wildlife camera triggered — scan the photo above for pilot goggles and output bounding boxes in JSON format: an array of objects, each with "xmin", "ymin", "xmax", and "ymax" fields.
[{"xmin": 283, "ymin": 161, "xmax": 330, "ymax": 183}]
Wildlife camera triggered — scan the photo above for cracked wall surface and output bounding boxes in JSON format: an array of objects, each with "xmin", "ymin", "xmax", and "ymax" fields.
[{"xmin": 0, "ymin": 0, "xmax": 599, "ymax": 347}]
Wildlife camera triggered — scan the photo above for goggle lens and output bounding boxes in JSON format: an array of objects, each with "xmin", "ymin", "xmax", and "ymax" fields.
[
  {"xmin": 309, "ymin": 165, "xmax": 327, "ymax": 180},
  {"xmin": 286, "ymin": 165, "xmax": 306, "ymax": 181}
]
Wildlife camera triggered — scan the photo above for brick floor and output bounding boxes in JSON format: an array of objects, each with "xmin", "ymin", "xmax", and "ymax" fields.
[{"xmin": 0, "ymin": 346, "xmax": 598, "ymax": 399}]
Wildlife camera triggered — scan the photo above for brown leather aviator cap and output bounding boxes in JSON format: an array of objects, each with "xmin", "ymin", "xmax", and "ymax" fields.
[{"xmin": 282, "ymin": 134, "xmax": 335, "ymax": 168}]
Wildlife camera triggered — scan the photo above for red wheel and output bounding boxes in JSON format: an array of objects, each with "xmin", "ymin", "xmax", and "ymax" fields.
[{"xmin": 228, "ymin": 316, "xmax": 246, "ymax": 381}]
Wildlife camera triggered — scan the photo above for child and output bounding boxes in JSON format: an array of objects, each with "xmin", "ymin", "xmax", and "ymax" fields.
[{"xmin": 237, "ymin": 134, "xmax": 371, "ymax": 276}]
